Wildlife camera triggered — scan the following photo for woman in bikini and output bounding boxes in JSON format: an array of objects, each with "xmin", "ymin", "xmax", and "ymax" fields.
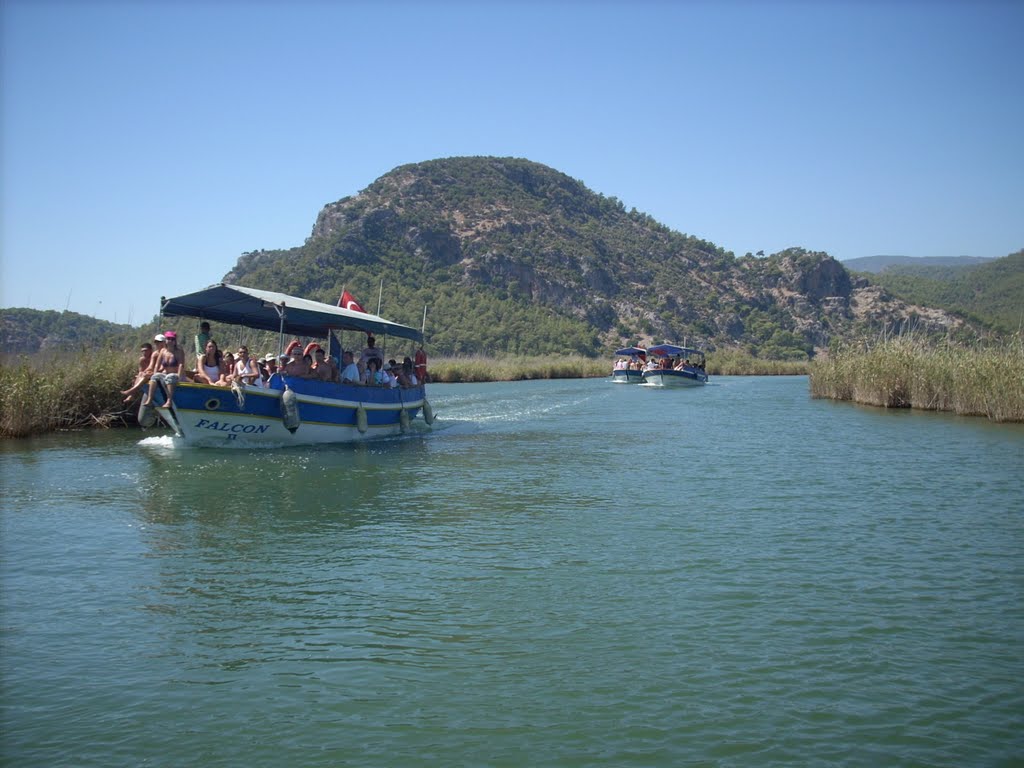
[{"xmin": 141, "ymin": 331, "xmax": 185, "ymax": 406}]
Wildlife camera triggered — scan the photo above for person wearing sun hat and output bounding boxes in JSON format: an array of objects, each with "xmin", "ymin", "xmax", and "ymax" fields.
[{"xmin": 262, "ymin": 354, "xmax": 279, "ymax": 382}]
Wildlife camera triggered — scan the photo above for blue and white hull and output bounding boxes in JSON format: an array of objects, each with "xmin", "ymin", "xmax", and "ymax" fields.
[
  {"xmin": 147, "ymin": 376, "xmax": 431, "ymax": 447},
  {"xmin": 641, "ymin": 368, "xmax": 708, "ymax": 387}
]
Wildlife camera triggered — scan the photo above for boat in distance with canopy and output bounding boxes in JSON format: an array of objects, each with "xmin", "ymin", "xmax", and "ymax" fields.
[
  {"xmin": 141, "ymin": 283, "xmax": 434, "ymax": 446},
  {"xmin": 640, "ymin": 344, "xmax": 709, "ymax": 387},
  {"xmin": 610, "ymin": 346, "xmax": 646, "ymax": 384}
]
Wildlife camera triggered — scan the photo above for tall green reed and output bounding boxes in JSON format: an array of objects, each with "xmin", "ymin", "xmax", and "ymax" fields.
[
  {"xmin": 0, "ymin": 351, "xmax": 136, "ymax": 437},
  {"xmin": 809, "ymin": 334, "xmax": 1024, "ymax": 422}
]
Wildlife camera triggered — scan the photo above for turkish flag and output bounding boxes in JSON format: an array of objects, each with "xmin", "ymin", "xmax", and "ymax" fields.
[{"xmin": 339, "ymin": 290, "xmax": 366, "ymax": 313}]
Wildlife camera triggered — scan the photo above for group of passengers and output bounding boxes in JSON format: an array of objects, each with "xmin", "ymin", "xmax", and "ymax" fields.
[
  {"xmin": 612, "ymin": 355, "xmax": 704, "ymax": 373},
  {"xmin": 613, "ymin": 357, "xmax": 644, "ymax": 371},
  {"xmin": 124, "ymin": 325, "xmax": 422, "ymax": 406},
  {"xmin": 659, "ymin": 356, "xmax": 706, "ymax": 371},
  {"xmin": 643, "ymin": 356, "xmax": 698, "ymax": 371}
]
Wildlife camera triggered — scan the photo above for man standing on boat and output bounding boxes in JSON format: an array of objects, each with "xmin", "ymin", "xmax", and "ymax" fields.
[
  {"xmin": 360, "ymin": 335, "xmax": 384, "ymax": 368},
  {"xmin": 194, "ymin": 321, "xmax": 211, "ymax": 359}
]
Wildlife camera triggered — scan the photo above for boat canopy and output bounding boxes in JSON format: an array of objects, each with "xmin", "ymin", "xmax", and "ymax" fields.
[
  {"xmin": 160, "ymin": 283, "xmax": 424, "ymax": 342},
  {"xmin": 614, "ymin": 347, "xmax": 647, "ymax": 356},
  {"xmin": 648, "ymin": 344, "xmax": 704, "ymax": 358}
]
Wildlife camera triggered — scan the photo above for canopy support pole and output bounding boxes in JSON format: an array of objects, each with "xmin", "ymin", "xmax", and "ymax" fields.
[{"xmin": 273, "ymin": 302, "xmax": 286, "ymax": 357}]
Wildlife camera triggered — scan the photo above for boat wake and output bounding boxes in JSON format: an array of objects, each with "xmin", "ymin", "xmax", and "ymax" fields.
[{"xmin": 137, "ymin": 433, "xmax": 300, "ymax": 451}]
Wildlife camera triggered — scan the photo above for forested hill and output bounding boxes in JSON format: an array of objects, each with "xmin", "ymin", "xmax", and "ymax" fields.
[
  {"xmin": 842, "ymin": 255, "xmax": 995, "ymax": 274},
  {"xmin": 0, "ymin": 308, "xmax": 136, "ymax": 355},
  {"xmin": 865, "ymin": 251, "xmax": 1024, "ymax": 334},
  {"xmin": 219, "ymin": 156, "xmax": 973, "ymax": 359}
]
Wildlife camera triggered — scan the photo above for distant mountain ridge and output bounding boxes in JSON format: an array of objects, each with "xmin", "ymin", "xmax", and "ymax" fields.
[
  {"xmin": 842, "ymin": 255, "xmax": 995, "ymax": 274},
  {"xmin": 222, "ymin": 157, "xmax": 978, "ymax": 359},
  {"xmin": 864, "ymin": 251, "xmax": 1024, "ymax": 334}
]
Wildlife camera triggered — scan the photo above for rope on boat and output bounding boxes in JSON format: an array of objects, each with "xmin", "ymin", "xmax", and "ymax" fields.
[{"xmin": 231, "ymin": 380, "xmax": 246, "ymax": 409}]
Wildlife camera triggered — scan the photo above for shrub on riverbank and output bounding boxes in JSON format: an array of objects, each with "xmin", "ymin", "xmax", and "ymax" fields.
[
  {"xmin": 0, "ymin": 351, "xmax": 135, "ymax": 437},
  {"xmin": 809, "ymin": 335, "xmax": 1024, "ymax": 422}
]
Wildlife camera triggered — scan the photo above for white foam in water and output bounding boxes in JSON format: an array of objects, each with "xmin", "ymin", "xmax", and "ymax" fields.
[
  {"xmin": 137, "ymin": 434, "xmax": 178, "ymax": 449},
  {"xmin": 138, "ymin": 433, "xmax": 300, "ymax": 450}
]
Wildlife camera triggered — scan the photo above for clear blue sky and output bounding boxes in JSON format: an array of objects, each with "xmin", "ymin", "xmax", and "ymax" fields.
[{"xmin": 2, "ymin": 0, "xmax": 1021, "ymax": 326}]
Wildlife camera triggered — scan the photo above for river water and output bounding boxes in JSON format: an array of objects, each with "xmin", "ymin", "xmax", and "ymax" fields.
[{"xmin": 2, "ymin": 377, "xmax": 1022, "ymax": 767}]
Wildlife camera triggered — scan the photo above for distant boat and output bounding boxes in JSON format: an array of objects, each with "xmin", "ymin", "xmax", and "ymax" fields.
[
  {"xmin": 139, "ymin": 283, "xmax": 433, "ymax": 446},
  {"xmin": 641, "ymin": 344, "xmax": 708, "ymax": 387},
  {"xmin": 611, "ymin": 346, "xmax": 646, "ymax": 384}
]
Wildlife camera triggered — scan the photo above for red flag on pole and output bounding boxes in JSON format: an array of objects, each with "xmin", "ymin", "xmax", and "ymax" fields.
[{"xmin": 339, "ymin": 290, "xmax": 366, "ymax": 313}]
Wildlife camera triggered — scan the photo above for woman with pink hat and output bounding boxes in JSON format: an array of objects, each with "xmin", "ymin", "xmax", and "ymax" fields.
[{"xmin": 141, "ymin": 331, "xmax": 185, "ymax": 406}]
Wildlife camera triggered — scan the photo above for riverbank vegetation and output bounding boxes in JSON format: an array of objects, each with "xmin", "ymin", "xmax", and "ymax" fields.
[
  {"xmin": 809, "ymin": 335, "xmax": 1024, "ymax": 422},
  {"xmin": 0, "ymin": 351, "xmax": 135, "ymax": 438},
  {"xmin": 12, "ymin": 338, "xmax": 1017, "ymax": 439}
]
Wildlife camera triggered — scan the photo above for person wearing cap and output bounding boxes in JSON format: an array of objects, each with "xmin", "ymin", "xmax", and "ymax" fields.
[{"xmin": 142, "ymin": 331, "xmax": 185, "ymax": 406}]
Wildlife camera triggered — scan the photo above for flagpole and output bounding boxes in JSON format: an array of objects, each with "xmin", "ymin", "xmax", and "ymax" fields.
[
  {"xmin": 421, "ymin": 304, "xmax": 427, "ymax": 337},
  {"xmin": 377, "ymin": 279, "xmax": 383, "ymax": 315}
]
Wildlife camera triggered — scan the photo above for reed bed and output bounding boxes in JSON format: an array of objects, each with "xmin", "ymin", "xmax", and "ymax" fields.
[
  {"xmin": 705, "ymin": 351, "xmax": 810, "ymax": 376},
  {"xmin": 809, "ymin": 335, "xmax": 1024, "ymax": 422},
  {"xmin": 429, "ymin": 355, "xmax": 608, "ymax": 382},
  {"xmin": 0, "ymin": 351, "xmax": 136, "ymax": 438}
]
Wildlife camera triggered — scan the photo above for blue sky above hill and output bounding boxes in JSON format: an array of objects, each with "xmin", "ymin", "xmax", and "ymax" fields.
[{"xmin": 2, "ymin": 0, "xmax": 1021, "ymax": 325}]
